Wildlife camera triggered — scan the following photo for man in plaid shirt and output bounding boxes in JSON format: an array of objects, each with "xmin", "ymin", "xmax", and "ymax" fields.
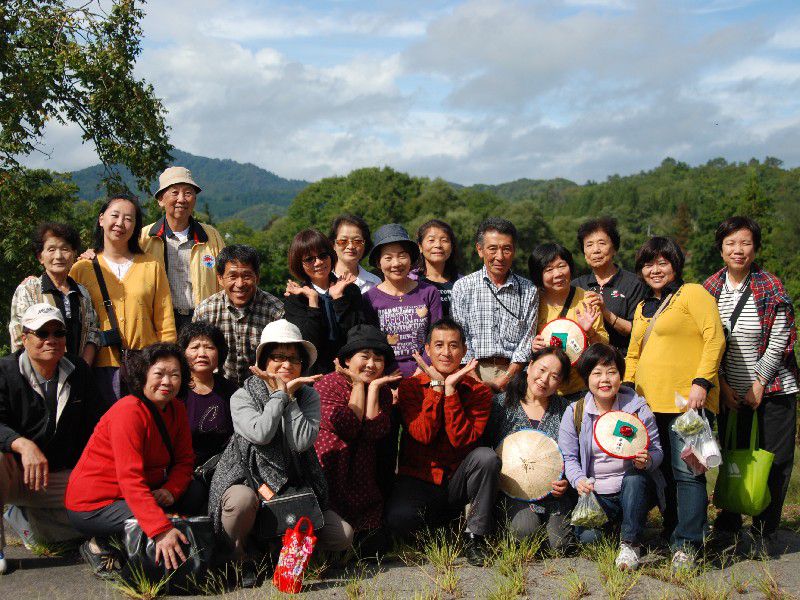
[
  {"xmin": 193, "ymin": 245, "xmax": 284, "ymax": 386},
  {"xmin": 451, "ymin": 218, "xmax": 539, "ymax": 392}
]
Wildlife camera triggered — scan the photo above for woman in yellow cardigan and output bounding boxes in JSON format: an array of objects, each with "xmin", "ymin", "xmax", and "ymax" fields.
[
  {"xmin": 529, "ymin": 243, "xmax": 608, "ymax": 400},
  {"xmin": 625, "ymin": 237, "xmax": 725, "ymax": 571},
  {"xmin": 71, "ymin": 195, "xmax": 176, "ymax": 407}
]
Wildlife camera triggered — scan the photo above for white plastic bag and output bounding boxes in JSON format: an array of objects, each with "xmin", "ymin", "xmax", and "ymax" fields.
[
  {"xmin": 671, "ymin": 392, "xmax": 722, "ymax": 475},
  {"xmin": 570, "ymin": 478, "xmax": 609, "ymax": 528}
]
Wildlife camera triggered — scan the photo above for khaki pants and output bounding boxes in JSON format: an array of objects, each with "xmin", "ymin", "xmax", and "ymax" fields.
[
  {"xmin": 0, "ymin": 453, "xmax": 78, "ymax": 549},
  {"xmin": 221, "ymin": 485, "xmax": 353, "ymax": 559},
  {"xmin": 476, "ymin": 359, "xmax": 510, "ymax": 384}
]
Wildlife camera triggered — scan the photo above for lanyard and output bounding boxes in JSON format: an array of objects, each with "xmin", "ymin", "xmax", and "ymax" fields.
[{"xmin": 484, "ymin": 274, "xmax": 522, "ymax": 321}]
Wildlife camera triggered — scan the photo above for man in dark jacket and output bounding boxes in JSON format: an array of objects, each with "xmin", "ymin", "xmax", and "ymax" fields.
[{"xmin": 0, "ymin": 303, "xmax": 103, "ymax": 572}]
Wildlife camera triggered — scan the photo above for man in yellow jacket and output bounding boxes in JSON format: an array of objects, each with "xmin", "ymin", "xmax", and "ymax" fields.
[{"xmin": 140, "ymin": 166, "xmax": 226, "ymax": 331}]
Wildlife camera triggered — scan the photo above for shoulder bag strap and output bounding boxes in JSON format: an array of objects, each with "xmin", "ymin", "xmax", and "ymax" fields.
[
  {"xmin": 640, "ymin": 292, "xmax": 674, "ymax": 352},
  {"xmin": 232, "ymin": 435, "xmax": 259, "ymax": 491},
  {"xmin": 91, "ymin": 257, "xmax": 125, "ymax": 349},
  {"xmin": 559, "ymin": 287, "xmax": 577, "ymax": 319},
  {"xmin": 573, "ymin": 396, "xmax": 585, "ymax": 436},
  {"xmin": 729, "ymin": 284, "xmax": 753, "ymax": 333},
  {"xmin": 139, "ymin": 396, "xmax": 175, "ymax": 472}
]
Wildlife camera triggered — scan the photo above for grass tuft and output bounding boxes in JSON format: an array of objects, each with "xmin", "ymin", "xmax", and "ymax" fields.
[
  {"xmin": 756, "ymin": 565, "xmax": 793, "ymax": 600},
  {"xmin": 27, "ymin": 540, "xmax": 74, "ymax": 557},
  {"xmin": 562, "ymin": 568, "xmax": 590, "ymax": 600},
  {"xmin": 109, "ymin": 562, "xmax": 172, "ymax": 600}
]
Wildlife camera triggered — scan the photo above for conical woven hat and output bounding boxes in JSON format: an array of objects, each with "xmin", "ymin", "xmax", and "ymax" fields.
[
  {"xmin": 495, "ymin": 429, "xmax": 564, "ymax": 502},
  {"xmin": 593, "ymin": 410, "xmax": 650, "ymax": 459},
  {"xmin": 539, "ymin": 318, "xmax": 587, "ymax": 365}
]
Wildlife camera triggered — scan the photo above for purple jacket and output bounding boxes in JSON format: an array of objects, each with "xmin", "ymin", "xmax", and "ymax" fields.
[{"xmin": 557, "ymin": 386, "xmax": 666, "ymax": 509}]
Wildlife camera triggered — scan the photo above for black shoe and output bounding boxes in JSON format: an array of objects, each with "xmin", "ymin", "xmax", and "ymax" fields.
[
  {"xmin": 464, "ymin": 533, "xmax": 489, "ymax": 567},
  {"xmin": 240, "ymin": 560, "xmax": 259, "ymax": 589},
  {"xmin": 79, "ymin": 541, "xmax": 122, "ymax": 580}
]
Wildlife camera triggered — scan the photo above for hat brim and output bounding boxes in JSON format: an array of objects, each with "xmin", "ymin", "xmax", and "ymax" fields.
[
  {"xmin": 155, "ymin": 181, "xmax": 202, "ymax": 198},
  {"xmin": 368, "ymin": 239, "xmax": 420, "ymax": 267},
  {"xmin": 337, "ymin": 340, "xmax": 395, "ymax": 364},
  {"xmin": 255, "ymin": 339, "xmax": 318, "ymax": 372},
  {"xmin": 24, "ymin": 315, "xmax": 65, "ymax": 331}
]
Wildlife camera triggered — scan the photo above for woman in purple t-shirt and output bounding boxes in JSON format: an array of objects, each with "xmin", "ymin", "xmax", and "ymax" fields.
[
  {"xmin": 363, "ymin": 224, "xmax": 443, "ymax": 377},
  {"xmin": 178, "ymin": 321, "xmax": 237, "ymax": 466}
]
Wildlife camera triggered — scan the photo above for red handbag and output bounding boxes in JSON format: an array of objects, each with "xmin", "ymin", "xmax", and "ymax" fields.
[{"xmin": 272, "ymin": 517, "xmax": 317, "ymax": 594}]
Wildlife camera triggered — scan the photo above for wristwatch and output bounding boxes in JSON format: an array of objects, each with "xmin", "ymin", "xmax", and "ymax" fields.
[{"xmin": 429, "ymin": 380, "xmax": 445, "ymax": 388}]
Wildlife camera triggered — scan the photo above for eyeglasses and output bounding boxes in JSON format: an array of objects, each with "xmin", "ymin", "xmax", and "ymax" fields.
[
  {"xmin": 25, "ymin": 328, "xmax": 67, "ymax": 340},
  {"xmin": 301, "ymin": 252, "xmax": 331, "ymax": 265},
  {"xmin": 268, "ymin": 353, "xmax": 302, "ymax": 365},
  {"xmin": 334, "ymin": 238, "xmax": 365, "ymax": 249}
]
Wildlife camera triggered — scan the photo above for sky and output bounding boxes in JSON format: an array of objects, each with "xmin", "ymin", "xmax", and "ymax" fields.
[{"xmin": 21, "ymin": 0, "xmax": 800, "ymax": 185}]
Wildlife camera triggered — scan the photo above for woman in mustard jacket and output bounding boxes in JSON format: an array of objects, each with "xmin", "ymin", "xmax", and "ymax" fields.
[{"xmin": 625, "ymin": 237, "xmax": 725, "ymax": 571}]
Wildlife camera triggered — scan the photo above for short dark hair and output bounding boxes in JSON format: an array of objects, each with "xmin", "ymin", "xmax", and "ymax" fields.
[
  {"xmin": 634, "ymin": 237, "xmax": 684, "ymax": 281},
  {"xmin": 504, "ymin": 346, "xmax": 571, "ymax": 408},
  {"xmin": 528, "ymin": 242, "xmax": 575, "ymax": 288},
  {"xmin": 124, "ymin": 342, "xmax": 191, "ymax": 400},
  {"xmin": 329, "ymin": 214, "xmax": 373, "ymax": 256},
  {"xmin": 256, "ymin": 342, "xmax": 310, "ymax": 373},
  {"xmin": 577, "ymin": 217, "xmax": 620, "ymax": 252},
  {"xmin": 714, "ymin": 216, "xmax": 762, "ymax": 253},
  {"xmin": 476, "ymin": 217, "xmax": 517, "ymax": 246},
  {"xmin": 216, "ymin": 244, "xmax": 260, "ymax": 277},
  {"xmin": 416, "ymin": 219, "xmax": 461, "ymax": 281},
  {"xmin": 93, "ymin": 194, "xmax": 144, "ymax": 254},
  {"xmin": 576, "ymin": 343, "xmax": 626, "ymax": 384},
  {"xmin": 425, "ymin": 317, "xmax": 466, "ymax": 345},
  {"xmin": 178, "ymin": 320, "xmax": 229, "ymax": 371},
  {"xmin": 288, "ymin": 229, "xmax": 337, "ymax": 281},
  {"xmin": 32, "ymin": 222, "xmax": 82, "ymax": 258}
]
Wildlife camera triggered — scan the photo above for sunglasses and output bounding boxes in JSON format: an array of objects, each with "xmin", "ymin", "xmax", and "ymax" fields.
[
  {"xmin": 268, "ymin": 353, "xmax": 302, "ymax": 365},
  {"xmin": 301, "ymin": 252, "xmax": 331, "ymax": 265},
  {"xmin": 334, "ymin": 238, "xmax": 365, "ymax": 249},
  {"xmin": 25, "ymin": 328, "xmax": 67, "ymax": 340}
]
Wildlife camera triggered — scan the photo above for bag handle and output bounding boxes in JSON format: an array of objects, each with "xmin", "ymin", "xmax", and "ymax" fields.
[
  {"xmin": 294, "ymin": 516, "xmax": 314, "ymax": 535},
  {"xmin": 723, "ymin": 410, "xmax": 737, "ymax": 450},
  {"xmin": 723, "ymin": 410, "xmax": 762, "ymax": 452},
  {"xmin": 749, "ymin": 412, "xmax": 761, "ymax": 452}
]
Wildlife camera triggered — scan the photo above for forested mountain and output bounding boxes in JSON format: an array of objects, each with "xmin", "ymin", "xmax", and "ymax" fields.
[
  {"xmin": 70, "ymin": 149, "xmax": 308, "ymax": 225},
  {"xmin": 216, "ymin": 156, "xmax": 800, "ymax": 301}
]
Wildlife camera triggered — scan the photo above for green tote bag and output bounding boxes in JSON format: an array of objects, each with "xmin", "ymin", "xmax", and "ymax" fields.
[{"xmin": 713, "ymin": 411, "xmax": 774, "ymax": 516}]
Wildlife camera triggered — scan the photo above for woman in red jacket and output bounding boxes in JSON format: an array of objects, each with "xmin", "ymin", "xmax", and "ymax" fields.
[{"xmin": 65, "ymin": 343, "xmax": 203, "ymax": 579}]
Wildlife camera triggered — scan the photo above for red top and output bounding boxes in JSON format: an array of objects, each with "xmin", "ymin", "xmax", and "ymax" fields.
[
  {"xmin": 314, "ymin": 372, "xmax": 391, "ymax": 531},
  {"xmin": 397, "ymin": 373, "xmax": 492, "ymax": 485},
  {"xmin": 65, "ymin": 395, "xmax": 194, "ymax": 539}
]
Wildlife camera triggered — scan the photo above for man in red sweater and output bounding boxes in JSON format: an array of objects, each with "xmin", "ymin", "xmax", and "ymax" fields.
[{"xmin": 385, "ymin": 317, "xmax": 499, "ymax": 566}]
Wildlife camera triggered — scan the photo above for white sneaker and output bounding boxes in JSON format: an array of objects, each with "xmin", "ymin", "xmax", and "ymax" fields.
[
  {"xmin": 0, "ymin": 550, "xmax": 7, "ymax": 574},
  {"xmin": 3, "ymin": 506, "xmax": 36, "ymax": 549},
  {"xmin": 671, "ymin": 549, "xmax": 696, "ymax": 572},
  {"xmin": 615, "ymin": 542, "xmax": 641, "ymax": 571}
]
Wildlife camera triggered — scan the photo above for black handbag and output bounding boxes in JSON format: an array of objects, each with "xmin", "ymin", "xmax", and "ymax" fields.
[
  {"xmin": 122, "ymin": 516, "xmax": 216, "ymax": 594},
  {"xmin": 193, "ymin": 453, "xmax": 222, "ymax": 487},
  {"xmin": 233, "ymin": 435, "xmax": 325, "ymax": 539}
]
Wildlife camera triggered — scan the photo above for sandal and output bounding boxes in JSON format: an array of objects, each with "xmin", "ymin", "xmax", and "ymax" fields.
[{"xmin": 79, "ymin": 541, "xmax": 121, "ymax": 580}]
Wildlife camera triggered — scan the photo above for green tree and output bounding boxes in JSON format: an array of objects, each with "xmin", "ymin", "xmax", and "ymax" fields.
[{"xmin": 0, "ymin": 0, "xmax": 171, "ymax": 191}]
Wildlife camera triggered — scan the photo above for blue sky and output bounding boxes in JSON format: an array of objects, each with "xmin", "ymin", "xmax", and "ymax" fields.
[{"xmin": 24, "ymin": 0, "xmax": 800, "ymax": 184}]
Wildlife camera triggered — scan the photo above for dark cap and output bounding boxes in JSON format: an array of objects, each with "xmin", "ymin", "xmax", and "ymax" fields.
[
  {"xmin": 368, "ymin": 223, "xmax": 420, "ymax": 267},
  {"xmin": 337, "ymin": 324, "xmax": 396, "ymax": 364}
]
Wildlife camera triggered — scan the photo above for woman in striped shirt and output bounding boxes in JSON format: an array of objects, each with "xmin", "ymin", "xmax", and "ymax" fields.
[{"xmin": 704, "ymin": 216, "xmax": 798, "ymax": 555}]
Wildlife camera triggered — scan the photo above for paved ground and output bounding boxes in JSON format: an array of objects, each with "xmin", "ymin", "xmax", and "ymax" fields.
[{"xmin": 3, "ymin": 527, "xmax": 800, "ymax": 599}]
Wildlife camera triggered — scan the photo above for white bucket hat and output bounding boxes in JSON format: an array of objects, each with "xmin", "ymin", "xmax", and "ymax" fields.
[
  {"xmin": 155, "ymin": 166, "xmax": 201, "ymax": 198},
  {"xmin": 21, "ymin": 303, "xmax": 65, "ymax": 330},
  {"xmin": 255, "ymin": 319, "xmax": 317, "ymax": 371}
]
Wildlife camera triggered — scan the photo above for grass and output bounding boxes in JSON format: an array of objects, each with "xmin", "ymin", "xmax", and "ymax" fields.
[
  {"xmin": 109, "ymin": 562, "xmax": 172, "ymax": 600},
  {"xmin": 27, "ymin": 540, "xmax": 74, "ymax": 558},
  {"xmin": 756, "ymin": 565, "xmax": 794, "ymax": 600},
  {"xmin": 562, "ymin": 568, "xmax": 590, "ymax": 599}
]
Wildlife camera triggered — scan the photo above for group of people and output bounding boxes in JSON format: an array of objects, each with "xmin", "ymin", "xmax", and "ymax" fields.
[{"xmin": 0, "ymin": 165, "xmax": 795, "ymax": 584}]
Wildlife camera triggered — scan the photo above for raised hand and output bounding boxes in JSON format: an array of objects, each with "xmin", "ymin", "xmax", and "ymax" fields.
[
  {"xmin": 632, "ymin": 449, "xmax": 651, "ymax": 470},
  {"xmin": 249, "ymin": 364, "xmax": 285, "ymax": 393},
  {"xmin": 575, "ymin": 301, "xmax": 599, "ymax": 333},
  {"xmin": 411, "ymin": 351, "xmax": 444, "ymax": 382},
  {"xmin": 583, "ymin": 291, "xmax": 605, "ymax": 311},
  {"xmin": 287, "ymin": 374, "xmax": 324, "ymax": 397},
  {"xmin": 531, "ymin": 334, "xmax": 548, "ymax": 351},
  {"xmin": 369, "ymin": 369, "xmax": 403, "ymax": 390},
  {"xmin": 444, "ymin": 358, "xmax": 479, "ymax": 391},
  {"xmin": 285, "ymin": 280, "xmax": 320, "ymax": 307},
  {"xmin": 334, "ymin": 357, "xmax": 361, "ymax": 385},
  {"xmin": 328, "ymin": 272, "xmax": 356, "ymax": 299}
]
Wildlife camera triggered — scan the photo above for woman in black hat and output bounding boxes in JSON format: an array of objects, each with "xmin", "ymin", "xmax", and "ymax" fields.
[
  {"xmin": 314, "ymin": 325, "xmax": 402, "ymax": 558},
  {"xmin": 362, "ymin": 224, "xmax": 443, "ymax": 377}
]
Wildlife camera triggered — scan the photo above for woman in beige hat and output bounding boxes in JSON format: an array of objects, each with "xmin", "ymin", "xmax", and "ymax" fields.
[{"xmin": 207, "ymin": 320, "xmax": 353, "ymax": 586}]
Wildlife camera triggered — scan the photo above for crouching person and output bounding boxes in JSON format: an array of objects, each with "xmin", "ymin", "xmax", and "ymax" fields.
[
  {"xmin": 207, "ymin": 321, "xmax": 348, "ymax": 588},
  {"xmin": 385, "ymin": 318, "xmax": 499, "ymax": 566},
  {"xmin": 0, "ymin": 304, "xmax": 104, "ymax": 574},
  {"xmin": 65, "ymin": 343, "xmax": 205, "ymax": 579},
  {"xmin": 558, "ymin": 343, "xmax": 664, "ymax": 571}
]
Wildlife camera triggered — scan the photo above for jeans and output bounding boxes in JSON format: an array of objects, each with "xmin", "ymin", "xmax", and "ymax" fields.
[
  {"xmin": 656, "ymin": 412, "xmax": 710, "ymax": 552},
  {"xmin": 502, "ymin": 497, "xmax": 573, "ymax": 551},
  {"xmin": 575, "ymin": 469, "xmax": 655, "ymax": 545},
  {"xmin": 715, "ymin": 394, "xmax": 797, "ymax": 536}
]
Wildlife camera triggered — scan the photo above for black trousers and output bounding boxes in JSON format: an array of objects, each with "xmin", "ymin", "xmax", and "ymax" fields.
[
  {"xmin": 67, "ymin": 479, "xmax": 207, "ymax": 538},
  {"xmin": 385, "ymin": 447, "xmax": 501, "ymax": 537},
  {"xmin": 173, "ymin": 310, "xmax": 195, "ymax": 335},
  {"xmin": 715, "ymin": 393, "xmax": 797, "ymax": 535}
]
